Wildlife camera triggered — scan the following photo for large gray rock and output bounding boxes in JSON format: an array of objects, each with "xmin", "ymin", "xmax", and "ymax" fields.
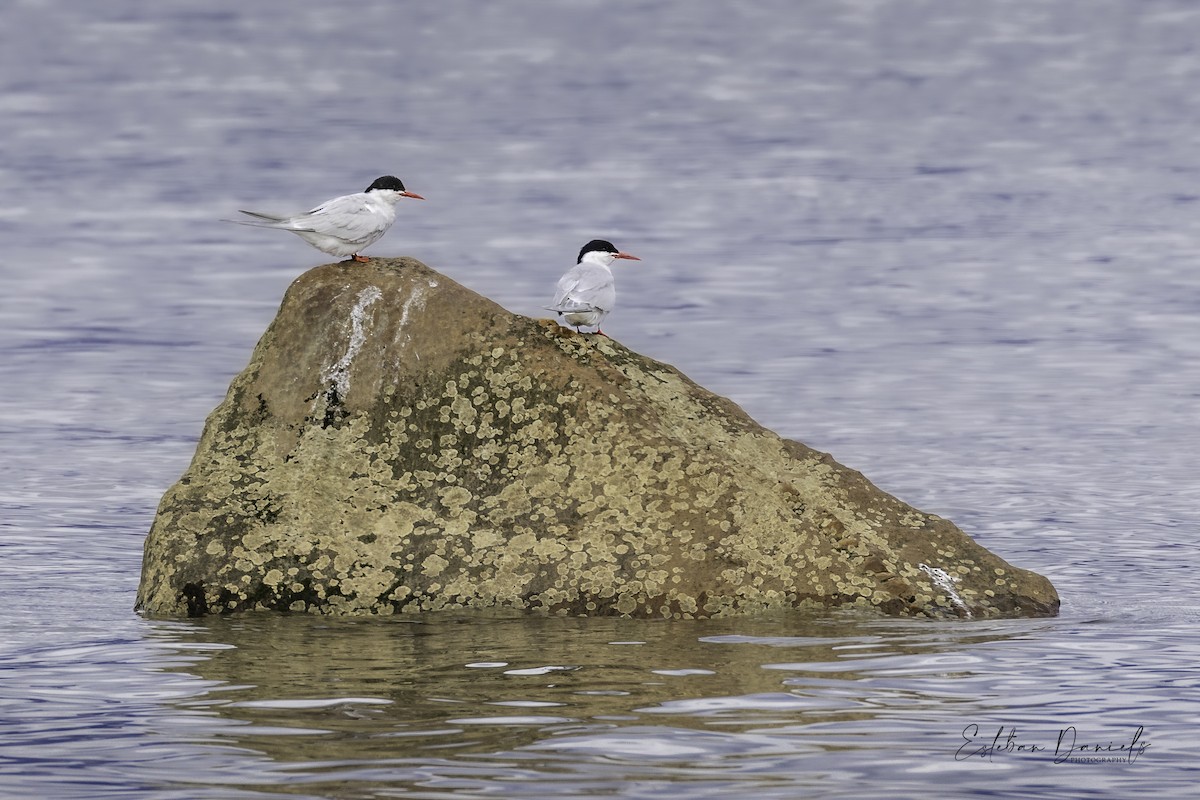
[{"xmin": 137, "ymin": 258, "xmax": 1059, "ymax": 619}]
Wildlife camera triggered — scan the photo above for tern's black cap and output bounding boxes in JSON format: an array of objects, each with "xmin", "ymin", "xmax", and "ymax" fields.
[
  {"xmin": 366, "ymin": 175, "xmax": 407, "ymax": 192},
  {"xmin": 577, "ymin": 239, "xmax": 619, "ymax": 263}
]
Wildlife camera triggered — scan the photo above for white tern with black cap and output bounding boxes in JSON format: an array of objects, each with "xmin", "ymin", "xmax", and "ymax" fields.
[
  {"xmin": 226, "ymin": 176, "xmax": 424, "ymax": 262},
  {"xmin": 546, "ymin": 239, "xmax": 641, "ymax": 336}
]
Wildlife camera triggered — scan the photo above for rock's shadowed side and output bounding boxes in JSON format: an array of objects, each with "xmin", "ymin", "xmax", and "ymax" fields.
[{"xmin": 136, "ymin": 258, "xmax": 1059, "ymax": 619}]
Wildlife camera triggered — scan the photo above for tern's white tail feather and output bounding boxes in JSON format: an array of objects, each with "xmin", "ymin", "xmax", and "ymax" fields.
[
  {"xmin": 228, "ymin": 209, "xmax": 291, "ymax": 226},
  {"xmin": 545, "ymin": 301, "xmax": 597, "ymax": 313}
]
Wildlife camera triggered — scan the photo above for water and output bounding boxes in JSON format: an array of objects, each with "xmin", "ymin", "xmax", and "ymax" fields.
[{"xmin": 3, "ymin": 0, "xmax": 1199, "ymax": 796}]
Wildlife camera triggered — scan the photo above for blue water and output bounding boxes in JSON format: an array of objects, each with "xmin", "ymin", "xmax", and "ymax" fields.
[{"xmin": 3, "ymin": 1, "xmax": 1200, "ymax": 797}]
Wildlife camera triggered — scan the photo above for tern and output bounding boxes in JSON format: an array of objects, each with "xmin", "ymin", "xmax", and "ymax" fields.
[
  {"xmin": 226, "ymin": 176, "xmax": 423, "ymax": 262},
  {"xmin": 546, "ymin": 239, "xmax": 641, "ymax": 336}
]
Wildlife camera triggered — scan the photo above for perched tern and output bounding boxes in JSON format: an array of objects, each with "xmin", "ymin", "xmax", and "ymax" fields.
[
  {"xmin": 546, "ymin": 239, "xmax": 641, "ymax": 336},
  {"xmin": 226, "ymin": 176, "xmax": 423, "ymax": 262}
]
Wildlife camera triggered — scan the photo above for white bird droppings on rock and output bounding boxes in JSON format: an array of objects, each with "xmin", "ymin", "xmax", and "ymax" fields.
[{"xmin": 320, "ymin": 285, "xmax": 382, "ymax": 399}]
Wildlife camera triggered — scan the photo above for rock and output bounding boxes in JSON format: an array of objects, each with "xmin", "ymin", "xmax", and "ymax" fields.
[{"xmin": 136, "ymin": 258, "xmax": 1059, "ymax": 619}]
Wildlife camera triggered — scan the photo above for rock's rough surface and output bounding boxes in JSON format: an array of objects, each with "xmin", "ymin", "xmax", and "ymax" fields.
[{"xmin": 137, "ymin": 258, "xmax": 1059, "ymax": 619}]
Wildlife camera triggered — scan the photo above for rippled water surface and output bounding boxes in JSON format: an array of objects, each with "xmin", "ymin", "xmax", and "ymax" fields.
[{"xmin": 3, "ymin": 1, "xmax": 1200, "ymax": 797}]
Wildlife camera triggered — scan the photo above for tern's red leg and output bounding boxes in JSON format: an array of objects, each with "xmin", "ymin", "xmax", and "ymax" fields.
[{"xmin": 352, "ymin": 254, "xmax": 371, "ymax": 263}]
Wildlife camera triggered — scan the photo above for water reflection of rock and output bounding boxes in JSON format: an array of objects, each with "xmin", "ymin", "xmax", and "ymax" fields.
[
  {"xmin": 170, "ymin": 611, "xmax": 1030, "ymax": 762},
  {"xmin": 139, "ymin": 258, "xmax": 1057, "ymax": 620}
]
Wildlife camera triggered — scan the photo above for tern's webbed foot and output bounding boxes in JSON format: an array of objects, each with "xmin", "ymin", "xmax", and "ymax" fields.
[{"xmin": 351, "ymin": 254, "xmax": 371, "ymax": 263}]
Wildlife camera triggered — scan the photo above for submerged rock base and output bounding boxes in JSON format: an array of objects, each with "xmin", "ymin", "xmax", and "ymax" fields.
[{"xmin": 137, "ymin": 258, "xmax": 1059, "ymax": 619}]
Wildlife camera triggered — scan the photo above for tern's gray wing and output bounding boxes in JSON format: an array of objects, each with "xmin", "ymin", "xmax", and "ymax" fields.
[
  {"xmin": 294, "ymin": 193, "xmax": 387, "ymax": 244},
  {"xmin": 228, "ymin": 207, "xmax": 348, "ymax": 235},
  {"xmin": 229, "ymin": 193, "xmax": 383, "ymax": 245},
  {"xmin": 551, "ymin": 263, "xmax": 615, "ymax": 311}
]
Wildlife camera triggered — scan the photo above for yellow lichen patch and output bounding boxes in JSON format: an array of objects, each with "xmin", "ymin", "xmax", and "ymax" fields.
[
  {"xmin": 422, "ymin": 554, "xmax": 449, "ymax": 576},
  {"xmin": 439, "ymin": 485, "xmax": 473, "ymax": 510}
]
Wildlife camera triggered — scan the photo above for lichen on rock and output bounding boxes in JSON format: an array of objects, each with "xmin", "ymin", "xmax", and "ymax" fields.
[{"xmin": 136, "ymin": 257, "xmax": 1059, "ymax": 619}]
